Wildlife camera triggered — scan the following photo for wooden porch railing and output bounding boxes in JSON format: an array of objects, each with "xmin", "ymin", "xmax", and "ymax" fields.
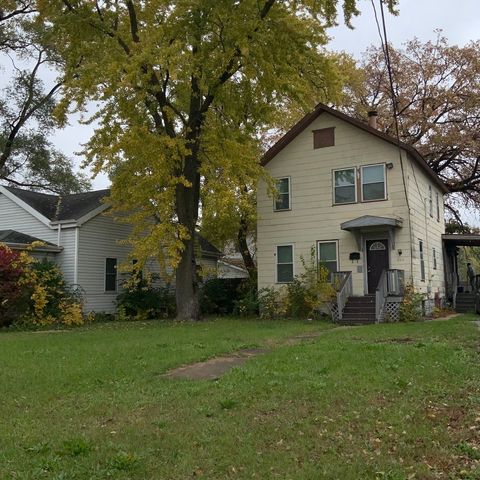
[
  {"xmin": 331, "ymin": 271, "xmax": 353, "ymax": 321},
  {"xmin": 375, "ymin": 269, "xmax": 405, "ymax": 322}
]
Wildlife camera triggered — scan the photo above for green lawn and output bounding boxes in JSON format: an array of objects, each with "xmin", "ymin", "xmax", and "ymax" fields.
[{"xmin": 1, "ymin": 317, "xmax": 479, "ymax": 479}]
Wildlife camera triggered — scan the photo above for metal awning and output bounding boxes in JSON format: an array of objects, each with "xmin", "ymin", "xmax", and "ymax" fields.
[
  {"xmin": 341, "ymin": 215, "xmax": 403, "ymax": 231},
  {"xmin": 442, "ymin": 234, "xmax": 480, "ymax": 247},
  {"xmin": 340, "ymin": 215, "xmax": 403, "ymax": 250}
]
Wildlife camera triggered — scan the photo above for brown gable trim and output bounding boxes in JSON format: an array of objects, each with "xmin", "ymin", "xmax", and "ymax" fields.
[{"xmin": 261, "ymin": 103, "xmax": 449, "ymax": 194}]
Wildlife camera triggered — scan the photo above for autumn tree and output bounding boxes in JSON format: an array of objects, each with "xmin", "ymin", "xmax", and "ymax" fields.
[
  {"xmin": 36, "ymin": 0, "xmax": 398, "ymax": 320},
  {"xmin": 339, "ymin": 35, "xmax": 480, "ymax": 221},
  {"xmin": 0, "ymin": 1, "xmax": 89, "ymax": 193}
]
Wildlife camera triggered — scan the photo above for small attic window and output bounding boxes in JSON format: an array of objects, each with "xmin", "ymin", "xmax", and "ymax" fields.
[{"xmin": 313, "ymin": 127, "xmax": 335, "ymax": 149}]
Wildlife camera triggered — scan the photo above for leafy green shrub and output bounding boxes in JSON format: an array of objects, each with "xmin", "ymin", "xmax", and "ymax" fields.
[
  {"xmin": 233, "ymin": 283, "xmax": 259, "ymax": 316},
  {"xmin": 259, "ymin": 247, "xmax": 335, "ymax": 320},
  {"xmin": 399, "ymin": 283, "xmax": 425, "ymax": 322},
  {"xmin": 117, "ymin": 281, "xmax": 175, "ymax": 320},
  {"xmin": 258, "ymin": 286, "xmax": 287, "ymax": 319},
  {"xmin": 200, "ymin": 278, "xmax": 248, "ymax": 315}
]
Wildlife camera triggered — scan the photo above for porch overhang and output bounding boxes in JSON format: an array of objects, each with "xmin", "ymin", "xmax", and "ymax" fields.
[
  {"xmin": 340, "ymin": 215, "xmax": 403, "ymax": 250},
  {"xmin": 442, "ymin": 233, "xmax": 480, "ymax": 247}
]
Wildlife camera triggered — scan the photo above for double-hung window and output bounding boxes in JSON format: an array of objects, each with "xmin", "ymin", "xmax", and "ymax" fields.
[
  {"xmin": 419, "ymin": 240, "xmax": 425, "ymax": 282},
  {"xmin": 276, "ymin": 245, "xmax": 294, "ymax": 283},
  {"xmin": 333, "ymin": 168, "xmax": 356, "ymax": 204},
  {"xmin": 105, "ymin": 258, "xmax": 118, "ymax": 292},
  {"xmin": 429, "ymin": 185, "xmax": 433, "ymax": 217},
  {"xmin": 317, "ymin": 241, "xmax": 338, "ymax": 278},
  {"xmin": 274, "ymin": 177, "xmax": 291, "ymax": 211},
  {"xmin": 361, "ymin": 164, "xmax": 386, "ymax": 201},
  {"xmin": 436, "ymin": 192, "xmax": 440, "ymax": 221}
]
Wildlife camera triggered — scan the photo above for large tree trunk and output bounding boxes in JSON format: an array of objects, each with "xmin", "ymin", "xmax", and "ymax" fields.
[
  {"xmin": 238, "ymin": 216, "xmax": 256, "ymax": 281},
  {"xmin": 175, "ymin": 147, "xmax": 201, "ymax": 321},
  {"xmin": 175, "ymin": 234, "xmax": 200, "ymax": 321}
]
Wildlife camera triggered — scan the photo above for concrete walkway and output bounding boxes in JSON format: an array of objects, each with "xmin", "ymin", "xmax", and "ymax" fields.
[{"xmin": 163, "ymin": 330, "xmax": 331, "ymax": 380}]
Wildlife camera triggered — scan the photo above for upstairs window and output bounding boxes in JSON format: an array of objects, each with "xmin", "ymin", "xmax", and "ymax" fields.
[
  {"xmin": 333, "ymin": 168, "xmax": 356, "ymax": 204},
  {"xmin": 105, "ymin": 258, "xmax": 117, "ymax": 292},
  {"xmin": 313, "ymin": 127, "xmax": 335, "ymax": 149},
  {"xmin": 433, "ymin": 248, "xmax": 437, "ymax": 270},
  {"xmin": 276, "ymin": 245, "xmax": 294, "ymax": 283},
  {"xmin": 274, "ymin": 177, "xmax": 291, "ymax": 211},
  {"xmin": 436, "ymin": 192, "xmax": 441, "ymax": 221},
  {"xmin": 429, "ymin": 185, "xmax": 433, "ymax": 217},
  {"xmin": 317, "ymin": 241, "xmax": 338, "ymax": 277},
  {"xmin": 361, "ymin": 164, "xmax": 386, "ymax": 201}
]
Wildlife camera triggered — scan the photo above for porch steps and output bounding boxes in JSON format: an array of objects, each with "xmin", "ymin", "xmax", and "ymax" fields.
[
  {"xmin": 455, "ymin": 292, "xmax": 476, "ymax": 313},
  {"xmin": 339, "ymin": 295, "xmax": 376, "ymax": 325}
]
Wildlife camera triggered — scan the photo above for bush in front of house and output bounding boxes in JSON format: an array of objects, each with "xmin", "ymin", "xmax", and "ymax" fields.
[
  {"xmin": 0, "ymin": 246, "xmax": 29, "ymax": 327},
  {"xmin": 200, "ymin": 278, "xmax": 248, "ymax": 315},
  {"xmin": 117, "ymin": 272, "xmax": 176, "ymax": 320},
  {"xmin": 259, "ymin": 247, "xmax": 336, "ymax": 320},
  {"xmin": 398, "ymin": 283, "xmax": 425, "ymax": 322},
  {"xmin": 0, "ymin": 244, "xmax": 85, "ymax": 328}
]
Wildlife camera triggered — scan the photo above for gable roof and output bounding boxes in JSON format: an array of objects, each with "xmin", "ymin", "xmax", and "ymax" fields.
[
  {"xmin": 261, "ymin": 102, "xmax": 450, "ymax": 194},
  {"xmin": 1, "ymin": 186, "xmax": 222, "ymax": 256},
  {"xmin": 0, "ymin": 230, "xmax": 62, "ymax": 252},
  {"xmin": 3, "ymin": 186, "xmax": 110, "ymax": 222}
]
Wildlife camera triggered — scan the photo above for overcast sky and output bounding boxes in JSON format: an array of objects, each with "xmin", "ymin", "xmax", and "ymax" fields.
[{"xmin": 4, "ymin": 1, "xmax": 480, "ymax": 220}]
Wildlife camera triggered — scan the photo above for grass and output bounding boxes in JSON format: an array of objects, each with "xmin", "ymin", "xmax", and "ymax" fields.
[{"xmin": 1, "ymin": 316, "xmax": 479, "ymax": 479}]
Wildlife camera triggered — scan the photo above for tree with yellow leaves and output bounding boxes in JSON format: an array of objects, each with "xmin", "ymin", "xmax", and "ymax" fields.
[{"xmin": 35, "ymin": 0, "xmax": 398, "ymax": 320}]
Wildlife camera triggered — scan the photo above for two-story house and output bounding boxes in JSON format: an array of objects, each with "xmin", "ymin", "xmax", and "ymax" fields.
[{"xmin": 257, "ymin": 103, "xmax": 450, "ymax": 323}]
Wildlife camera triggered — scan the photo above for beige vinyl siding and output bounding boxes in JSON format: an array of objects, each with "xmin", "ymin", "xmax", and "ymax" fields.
[
  {"xmin": 257, "ymin": 111, "xmax": 444, "ymax": 300},
  {"xmin": 403, "ymin": 153, "xmax": 445, "ymax": 300}
]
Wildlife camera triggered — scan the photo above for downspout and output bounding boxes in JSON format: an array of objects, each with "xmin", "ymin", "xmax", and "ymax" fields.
[
  {"xmin": 73, "ymin": 227, "xmax": 79, "ymax": 285},
  {"xmin": 57, "ymin": 223, "xmax": 62, "ymax": 246}
]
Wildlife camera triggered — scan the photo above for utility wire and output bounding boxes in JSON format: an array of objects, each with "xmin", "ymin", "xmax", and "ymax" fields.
[{"xmin": 371, "ymin": 0, "xmax": 415, "ymax": 280}]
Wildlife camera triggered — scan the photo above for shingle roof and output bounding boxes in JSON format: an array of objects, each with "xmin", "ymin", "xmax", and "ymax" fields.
[
  {"xmin": 3, "ymin": 187, "xmax": 222, "ymax": 256},
  {"xmin": 0, "ymin": 230, "xmax": 58, "ymax": 247},
  {"xmin": 196, "ymin": 234, "xmax": 222, "ymax": 257},
  {"xmin": 262, "ymin": 102, "xmax": 450, "ymax": 194},
  {"xmin": 4, "ymin": 186, "xmax": 109, "ymax": 222}
]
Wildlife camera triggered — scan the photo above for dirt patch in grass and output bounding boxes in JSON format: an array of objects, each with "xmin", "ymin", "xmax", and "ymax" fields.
[
  {"xmin": 163, "ymin": 347, "xmax": 270, "ymax": 380},
  {"xmin": 374, "ymin": 337, "xmax": 415, "ymax": 344}
]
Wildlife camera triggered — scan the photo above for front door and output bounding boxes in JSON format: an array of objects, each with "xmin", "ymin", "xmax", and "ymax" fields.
[{"xmin": 366, "ymin": 239, "xmax": 389, "ymax": 293}]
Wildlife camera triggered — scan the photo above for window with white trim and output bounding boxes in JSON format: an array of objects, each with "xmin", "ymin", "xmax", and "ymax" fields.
[
  {"xmin": 276, "ymin": 245, "xmax": 294, "ymax": 283},
  {"xmin": 361, "ymin": 164, "xmax": 386, "ymax": 201},
  {"xmin": 433, "ymin": 248, "xmax": 437, "ymax": 270},
  {"xmin": 419, "ymin": 240, "xmax": 425, "ymax": 282},
  {"xmin": 429, "ymin": 185, "xmax": 433, "ymax": 217},
  {"xmin": 317, "ymin": 241, "xmax": 338, "ymax": 277},
  {"xmin": 105, "ymin": 258, "xmax": 117, "ymax": 291},
  {"xmin": 274, "ymin": 177, "xmax": 291, "ymax": 211},
  {"xmin": 436, "ymin": 192, "xmax": 440, "ymax": 222},
  {"xmin": 333, "ymin": 168, "xmax": 356, "ymax": 204}
]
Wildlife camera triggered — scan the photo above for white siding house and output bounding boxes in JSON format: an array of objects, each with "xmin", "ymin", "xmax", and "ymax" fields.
[
  {"xmin": 0, "ymin": 186, "xmax": 221, "ymax": 313},
  {"xmin": 257, "ymin": 104, "xmax": 450, "ymax": 321}
]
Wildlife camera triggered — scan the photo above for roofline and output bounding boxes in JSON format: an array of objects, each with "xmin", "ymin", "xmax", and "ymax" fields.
[
  {"xmin": 4, "ymin": 242, "xmax": 63, "ymax": 253},
  {"xmin": 0, "ymin": 185, "xmax": 53, "ymax": 227},
  {"xmin": 261, "ymin": 103, "xmax": 450, "ymax": 194},
  {"xmin": 218, "ymin": 259, "xmax": 248, "ymax": 272}
]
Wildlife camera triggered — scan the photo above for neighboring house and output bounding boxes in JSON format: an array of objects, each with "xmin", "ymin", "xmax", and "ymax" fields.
[
  {"xmin": 257, "ymin": 103, "xmax": 463, "ymax": 322},
  {"xmin": 0, "ymin": 186, "xmax": 221, "ymax": 313},
  {"xmin": 218, "ymin": 258, "xmax": 249, "ymax": 279}
]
